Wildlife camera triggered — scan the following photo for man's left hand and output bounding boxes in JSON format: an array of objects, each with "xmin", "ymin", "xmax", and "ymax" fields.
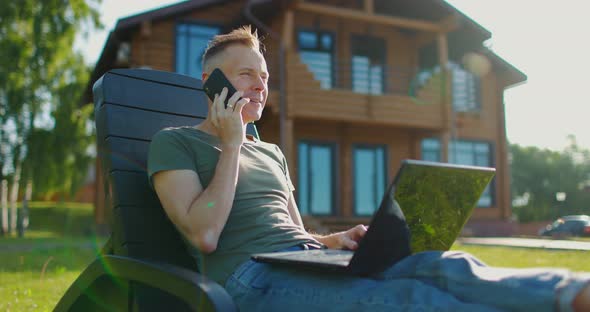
[{"xmin": 315, "ymin": 224, "xmax": 368, "ymax": 250}]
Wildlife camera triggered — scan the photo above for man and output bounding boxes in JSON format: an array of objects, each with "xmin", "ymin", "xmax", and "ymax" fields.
[{"xmin": 148, "ymin": 26, "xmax": 590, "ymax": 311}]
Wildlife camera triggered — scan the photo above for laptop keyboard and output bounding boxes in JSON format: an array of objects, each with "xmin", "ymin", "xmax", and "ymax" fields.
[{"xmin": 271, "ymin": 249, "xmax": 354, "ymax": 265}]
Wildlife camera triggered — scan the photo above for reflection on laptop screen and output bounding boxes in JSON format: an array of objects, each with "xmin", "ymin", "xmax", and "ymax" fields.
[{"xmin": 394, "ymin": 161, "xmax": 495, "ymax": 252}]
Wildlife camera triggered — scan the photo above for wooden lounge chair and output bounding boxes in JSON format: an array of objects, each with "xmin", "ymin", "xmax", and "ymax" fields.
[{"xmin": 54, "ymin": 69, "xmax": 256, "ymax": 311}]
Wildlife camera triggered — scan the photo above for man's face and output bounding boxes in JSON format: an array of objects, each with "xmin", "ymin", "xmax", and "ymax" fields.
[{"xmin": 204, "ymin": 44, "xmax": 269, "ymax": 123}]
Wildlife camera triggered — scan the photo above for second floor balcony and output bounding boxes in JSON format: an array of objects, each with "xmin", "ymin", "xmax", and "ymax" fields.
[
  {"xmin": 277, "ymin": 51, "xmax": 447, "ymax": 130},
  {"xmin": 268, "ymin": 50, "xmax": 484, "ymax": 132}
]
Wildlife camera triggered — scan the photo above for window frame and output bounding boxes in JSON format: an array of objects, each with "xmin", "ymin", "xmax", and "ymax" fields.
[
  {"xmin": 296, "ymin": 28, "xmax": 336, "ymax": 89},
  {"xmin": 297, "ymin": 140, "xmax": 339, "ymax": 216},
  {"xmin": 421, "ymin": 138, "xmax": 442, "ymax": 162},
  {"xmin": 449, "ymin": 139, "xmax": 495, "ymax": 207},
  {"xmin": 449, "ymin": 62, "xmax": 482, "ymax": 113},
  {"xmin": 174, "ymin": 21, "xmax": 222, "ymax": 78},
  {"xmin": 351, "ymin": 144, "xmax": 389, "ymax": 216},
  {"xmin": 420, "ymin": 138, "xmax": 495, "ymax": 208},
  {"xmin": 350, "ymin": 34, "xmax": 387, "ymax": 95}
]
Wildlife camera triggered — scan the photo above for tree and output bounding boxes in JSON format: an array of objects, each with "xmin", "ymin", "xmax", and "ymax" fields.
[
  {"xmin": 0, "ymin": 0, "xmax": 101, "ymax": 235},
  {"xmin": 24, "ymin": 54, "xmax": 95, "ymax": 199},
  {"xmin": 510, "ymin": 137, "xmax": 590, "ymax": 222}
]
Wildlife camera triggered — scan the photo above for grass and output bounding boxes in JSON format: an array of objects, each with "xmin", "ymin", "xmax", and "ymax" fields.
[
  {"xmin": 22, "ymin": 202, "xmax": 95, "ymax": 237},
  {"xmin": 1, "ymin": 241, "xmax": 588, "ymax": 312},
  {"xmin": 0, "ymin": 239, "xmax": 102, "ymax": 312},
  {"xmin": 2, "ymin": 202, "xmax": 589, "ymax": 311},
  {"xmin": 1, "ymin": 201, "xmax": 102, "ymax": 311},
  {"xmin": 452, "ymin": 243, "xmax": 590, "ymax": 272}
]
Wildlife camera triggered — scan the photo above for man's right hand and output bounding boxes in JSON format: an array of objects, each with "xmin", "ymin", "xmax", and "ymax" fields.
[
  {"xmin": 210, "ymin": 87, "xmax": 250, "ymax": 148},
  {"xmin": 153, "ymin": 87, "xmax": 247, "ymax": 254},
  {"xmin": 313, "ymin": 225, "xmax": 368, "ymax": 250}
]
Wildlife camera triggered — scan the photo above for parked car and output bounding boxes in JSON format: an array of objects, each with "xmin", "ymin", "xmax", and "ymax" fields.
[{"xmin": 539, "ymin": 215, "xmax": 590, "ymax": 237}]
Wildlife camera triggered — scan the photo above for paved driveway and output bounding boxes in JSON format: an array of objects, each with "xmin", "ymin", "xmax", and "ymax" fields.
[{"xmin": 457, "ymin": 237, "xmax": 590, "ymax": 251}]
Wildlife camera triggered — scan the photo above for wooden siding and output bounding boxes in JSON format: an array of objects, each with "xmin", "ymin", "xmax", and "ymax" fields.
[
  {"xmin": 129, "ymin": 1, "xmax": 246, "ymax": 72},
  {"xmin": 283, "ymin": 113, "xmax": 509, "ymax": 227},
  {"xmin": 285, "ymin": 52, "xmax": 445, "ymax": 129},
  {"xmin": 293, "ymin": 120, "xmax": 418, "ymax": 218},
  {"xmin": 293, "ymin": 10, "xmax": 418, "ymax": 94},
  {"xmin": 306, "ymin": 0, "xmax": 363, "ymax": 11},
  {"xmin": 111, "ymin": 1, "xmax": 515, "ymax": 227},
  {"xmin": 453, "ymin": 74, "xmax": 499, "ymax": 140}
]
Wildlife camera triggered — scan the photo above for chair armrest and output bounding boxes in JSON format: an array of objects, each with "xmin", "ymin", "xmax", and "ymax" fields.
[
  {"xmin": 100, "ymin": 236, "xmax": 113, "ymax": 255},
  {"xmin": 54, "ymin": 255, "xmax": 237, "ymax": 312}
]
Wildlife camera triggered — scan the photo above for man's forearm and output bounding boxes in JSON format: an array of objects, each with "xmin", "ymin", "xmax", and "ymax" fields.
[
  {"xmin": 185, "ymin": 145, "xmax": 241, "ymax": 252},
  {"xmin": 311, "ymin": 233, "xmax": 337, "ymax": 248}
]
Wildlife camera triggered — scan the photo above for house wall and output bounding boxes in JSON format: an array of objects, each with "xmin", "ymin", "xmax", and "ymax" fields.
[
  {"xmin": 128, "ymin": 1, "xmax": 247, "ymax": 72},
  {"xmin": 293, "ymin": 10, "xmax": 416, "ymax": 92},
  {"xmin": 306, "ymin": 0, "xmax": 363, "ymax": 10},
  {"xmin": 258, "ymin": 114, "xmax": 424, "ymax": 226},
  {"xmin": 454, "ymin": 73, "xmax": 507, "ymax": 219},
  {"xmin": 454, "ymin": 74, "xmax": 498, "ymax": 139},
  {"xmin": 94, "ymin": 1, "xmax": 516, "ymax": 232}
]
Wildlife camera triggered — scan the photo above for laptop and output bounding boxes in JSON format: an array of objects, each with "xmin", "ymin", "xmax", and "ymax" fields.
[{"xmin": 251, "ymin": 159, "xmax": 496, "ymax": 276}]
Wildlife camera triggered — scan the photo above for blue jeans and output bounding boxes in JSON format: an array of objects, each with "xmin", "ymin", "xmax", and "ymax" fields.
[{"xmin": 225, "ymin": 246, "xmax": 589, "ymax": 312}]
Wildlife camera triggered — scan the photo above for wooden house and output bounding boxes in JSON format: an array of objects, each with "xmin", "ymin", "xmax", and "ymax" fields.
[{"xmin": 86, "ymin": 0, "xmax": 526, "ymax": 235}]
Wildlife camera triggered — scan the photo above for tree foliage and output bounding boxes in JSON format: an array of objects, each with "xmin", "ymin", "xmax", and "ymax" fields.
[
  {"xmin": 24, "ymin": 54, "xmax": 95, "ymax": 198},
  {"xmin": 0, "ymin": 0, "xmax": 101, "ymax": 198},
  {"xmin": 510, "ymin": 136, "xmax": 590, "ymax": 222}
]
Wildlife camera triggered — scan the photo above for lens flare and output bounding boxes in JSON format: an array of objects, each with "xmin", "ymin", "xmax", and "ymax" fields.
[{"xmin": 462, "ymin": 52, "xmax": 491, "ymax": 77}]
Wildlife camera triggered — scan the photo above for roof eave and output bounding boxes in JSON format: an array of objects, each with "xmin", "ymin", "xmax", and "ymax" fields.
[
  {"xmin": 115, "ymin": 0, "xmax": 228, "ymax": 32},
  {"xmin": 483, "ymin": 49, "xmax": 527, "ymax": 88},
  {"xmin": 82, "ymin": 31, "xmax": 121, "ymax": 105}
]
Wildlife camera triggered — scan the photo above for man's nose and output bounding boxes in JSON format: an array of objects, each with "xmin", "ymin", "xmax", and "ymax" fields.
[{"xmin": 252, "ymin": 75, "xmax": 266, "ymax": 92}]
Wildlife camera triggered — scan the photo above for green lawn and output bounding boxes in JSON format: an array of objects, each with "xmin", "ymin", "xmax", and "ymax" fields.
[
  {"xmin": 452, "ymin": 243, "xmax": 590, "ymax": 272},
  {"xmin": 22, "ymin": 202, "xmax": 95, "ymax": 237},
  {"xmin": 2, "ymin": 202, "xmax": 589, "ymax": 311},
  {"xmin": 0, "ymin": 236, "xmax": 102, "ymax": 312},
  {"xmin": 1, "ymin": 239, "xmax": 588, "ymax": 311},
  {"xmin": 1, "ymin": 202, "xmax": 101, "ymax": 311}
]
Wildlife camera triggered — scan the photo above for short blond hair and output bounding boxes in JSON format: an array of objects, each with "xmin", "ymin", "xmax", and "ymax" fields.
[{"xmin": 202, "ymin": 25, "xmax": 264, "ymax": 71}]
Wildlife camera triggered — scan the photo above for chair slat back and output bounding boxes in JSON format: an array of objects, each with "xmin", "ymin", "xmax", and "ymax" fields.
[
  {"xmin": 94, "ymin": 69, "xmax": 258, "ymax": 311},
  {"xmin": 94, "ymin": 68, "xmax": 258, "ymax": 268}
]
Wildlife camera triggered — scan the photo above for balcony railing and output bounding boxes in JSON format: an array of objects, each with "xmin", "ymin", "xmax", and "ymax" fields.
[
  {"xmin": 273, "ymin": 54, "xmax": 446, "ymax": 128},
  {"xmin": 268, "ymin": 53, "xmax": 479, "ymax": 112},
  {"xmin": 266, "ymin": 52, "xmax": 443, "ymax": 101},
  {"xmin": 303, "ymin": 60, "xmax": 445, "ymax": 104}
]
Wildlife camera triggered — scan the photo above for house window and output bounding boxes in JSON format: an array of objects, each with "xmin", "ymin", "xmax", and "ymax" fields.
[
  {"xmin": 352, "ymin": 56, "xmax": 384, "ymax": 95},
  {"xmin": 450, "ymin": 140, "xmax": 494, "ymax": 207},
  {"xmin": 351, "ymin": 36, "xmax": 386, "ymax": 95},
  {"xmin": 298, "ymin": 30, "xmax": 333, "ymax": 89},
  {"xmin": 450, "ymin": 62, "xmax": 481, "ymax": 112},
  {"xmin": 176, "ymin": 24, "xmax": 220, "ymax": 78},
  {"xmin": 298, "ymin": 141, "xmax": 336, "ymax": 215},
  {"xmin": 353, "ymin": 145, "xmax": 387, "ymax": 216},
  {"xmin": 421, "ymin": 139, "xmax": 494, "ymax": 207},
  {"xmin": 450, "ymin": 141, "xmax": 491, "ymax": 167},
  {"xmin": 421, "ymin": 138, "xmax": 441, "ymax": 162}
]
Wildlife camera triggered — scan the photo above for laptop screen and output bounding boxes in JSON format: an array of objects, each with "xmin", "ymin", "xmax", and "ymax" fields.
[{"xmin": 394, "ymin": 160, "xmax": 495, "ymax": 252}]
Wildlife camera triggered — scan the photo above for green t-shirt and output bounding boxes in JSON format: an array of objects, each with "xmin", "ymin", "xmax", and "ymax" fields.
[{"xmin": 148, "ymin": 126, "xmax": 321, "ymax": 285}]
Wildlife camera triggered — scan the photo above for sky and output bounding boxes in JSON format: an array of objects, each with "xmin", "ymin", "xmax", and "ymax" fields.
[{"xmin": 76, "ymin": 0, "xmax": 590, "ymax": 151}]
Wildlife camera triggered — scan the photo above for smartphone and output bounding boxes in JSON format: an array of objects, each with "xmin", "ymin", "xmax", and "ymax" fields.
[{"xmin": 202, "ymin": 68, "xmax": 238, "ymax": 108}]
